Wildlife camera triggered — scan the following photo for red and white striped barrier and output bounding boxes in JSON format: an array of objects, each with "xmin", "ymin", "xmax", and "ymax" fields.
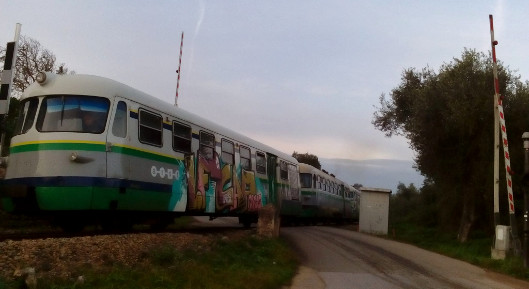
[
  {"xmin": 175, "ymin": 31, "xmax": 184, "ymax": 106},
  {"xmin": 490, "ymin": 15, "xmax": 515, "ymax": 214}
]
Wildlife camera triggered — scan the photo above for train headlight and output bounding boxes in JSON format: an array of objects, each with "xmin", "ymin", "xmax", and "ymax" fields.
[{"xmin": 36, "ymin": 72, "xmax": 49, "ymax": 85}]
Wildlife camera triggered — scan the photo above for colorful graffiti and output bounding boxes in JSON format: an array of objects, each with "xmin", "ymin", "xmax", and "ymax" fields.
[{"xmin": 169, "ymin": 146, "xmax": 267, "ymax": 214}]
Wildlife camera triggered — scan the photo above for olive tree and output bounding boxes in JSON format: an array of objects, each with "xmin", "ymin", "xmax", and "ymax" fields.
[{"xmin": 373, "ymin": 49, "xmax": 529, "ymax": 242}]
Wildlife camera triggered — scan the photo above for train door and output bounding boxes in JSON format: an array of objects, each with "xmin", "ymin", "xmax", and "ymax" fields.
[
  {"xmin": 266, "ymin": 153, "xmax": 278, "ymax": 206},
  {"xmin": 105, "ymin": 97, "xmax": 131, "ymax": 206}
]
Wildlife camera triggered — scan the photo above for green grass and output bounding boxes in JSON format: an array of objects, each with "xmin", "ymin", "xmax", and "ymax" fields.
[
  {"xmin": 0, "ymin": 235, "xmax": 298, "ymax": 289},
  {"xmin": 389, "ymin": 222, "xmax": 529, "ymax": 280}
]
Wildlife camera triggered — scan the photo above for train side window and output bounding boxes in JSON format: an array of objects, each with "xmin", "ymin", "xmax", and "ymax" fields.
[
  {"xmin": 139, "ymin": 109, "xmax": 162, "ymax": 146},
  {"xmin": 256, "ymin": 152, "xmax": 266, "ymax": 174},
  {"xmin": 199, "ymin": 131, "xmax": 215, "ymax": 160},
  {"xmin": 173, "ymin": 122, "xmax": 191, "ymax": 153},
  {"xmin": 14, "ymin": 98, "xmax": 39, "ymax": 135},
  {"xmin": 112, "ymin": 101, "xmax": 127, "ymax": 138},
  {"xmin": 300, "ymin": 173, "xmax": 312, "ymax": 188},
  {"xmin": 280, "ymin": 161, "xmax": 288, "ymax": 180},
  {"xmin": 299, "ymin": 173, "xmax": 312, "ymax": 189},
  {"xmin": 240, "ymin": 146, "xmax": 251, "ymax": 170},
  {"xmin": 221, "ymin": 139, "xmax": 234, "ymax": 165}
]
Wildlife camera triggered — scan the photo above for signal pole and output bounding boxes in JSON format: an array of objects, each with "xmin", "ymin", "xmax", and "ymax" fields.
[
  {"xmin": 490, "ymin": 15, "xmax": 501, "ymax": 230},
  {"xmin": 0, "ymin": 23, "xmax": 21, "ymax": 156}
]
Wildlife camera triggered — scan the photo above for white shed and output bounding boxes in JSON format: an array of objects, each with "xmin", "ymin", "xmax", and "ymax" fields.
[{"xmin": 359, "ymin": 187, "xmax": 392, "ymax": 235}]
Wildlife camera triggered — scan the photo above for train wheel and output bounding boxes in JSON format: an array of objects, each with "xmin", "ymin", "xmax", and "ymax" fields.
[{"xmin": 238, "ymin": 215, "xmax": 253, "ymax": 229}]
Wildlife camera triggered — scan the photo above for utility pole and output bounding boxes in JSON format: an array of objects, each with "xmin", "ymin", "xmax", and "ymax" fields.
[{"xmin": 522, "ymin": 132, "xmax": 529, "ymax": 267}]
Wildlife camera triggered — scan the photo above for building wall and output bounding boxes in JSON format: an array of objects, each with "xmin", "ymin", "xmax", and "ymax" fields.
[{"xmin": 359, "ymin": 187, "xmax": 391, "ymax": 235}]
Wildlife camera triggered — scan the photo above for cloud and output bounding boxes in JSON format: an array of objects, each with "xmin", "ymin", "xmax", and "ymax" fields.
[{"xmin": 188, "ymin": 0, "xmax": 206, "ymax": 77}]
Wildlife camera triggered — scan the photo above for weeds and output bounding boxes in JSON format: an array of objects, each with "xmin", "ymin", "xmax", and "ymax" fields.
[
  {"xmin": 389, "ymin": 222, "xmax": 529, "ymax": 281},
  {"xmin": 16, "ymin": 235, "xmax": 298, "ymax": 289}
]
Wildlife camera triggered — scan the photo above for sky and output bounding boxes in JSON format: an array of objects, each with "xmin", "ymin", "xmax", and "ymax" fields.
[{"xmin": 0, "ymin": 0, "xmax": 526, "ymax": 164}]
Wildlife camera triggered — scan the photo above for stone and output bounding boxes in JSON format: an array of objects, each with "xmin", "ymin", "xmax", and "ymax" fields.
[{"xmin": 257, "ymin": 204, "xmax": 280, "ymax": 238}]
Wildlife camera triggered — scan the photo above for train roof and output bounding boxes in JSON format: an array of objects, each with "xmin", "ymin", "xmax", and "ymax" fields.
[
  {"xmin": 22, "ymin": 73, "xmax": 297, "ymax": 164},
  {"xmin": 299, "ymin": 162, "xmax": 347, "ymax": 184}
]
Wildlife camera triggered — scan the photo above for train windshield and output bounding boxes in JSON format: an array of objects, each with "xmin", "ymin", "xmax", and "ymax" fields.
[
  {"xmin": 300, "ymin": 173, "xmax": 312, "ymax": 188},
  {"xmin": 36, "ymin": 95, "xmax": 110, "ymax": 134}
]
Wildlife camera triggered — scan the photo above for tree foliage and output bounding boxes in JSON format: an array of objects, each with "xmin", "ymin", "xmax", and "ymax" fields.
[
  {"xmin": 292, "ymin": 151, "xmax": 321, "ymax": 169},
  {"xmin": 373, "ymin": 49, "xmax": 529, "ymax": 242},
  {"xmin": 0, "ymin": 35, "xmax": 72, "ymax": 155},
  {"xmin": 0, "ymin": 35, "xmax": 72, "ymax": 96},
  {"xmin": 390, "ymin": 181, "xmax": 439, "ymax": 228}
]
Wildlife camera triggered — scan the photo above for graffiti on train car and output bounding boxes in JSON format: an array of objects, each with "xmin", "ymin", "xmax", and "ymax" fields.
[{"xmin": 168, "ymin": 147, "xmax": 267, "ymax": 214}]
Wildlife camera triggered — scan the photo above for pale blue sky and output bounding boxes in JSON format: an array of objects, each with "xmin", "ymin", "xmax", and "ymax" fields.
[{"xmin": 0, "ymin": 0, "xmax": 524, "ymax": 162}]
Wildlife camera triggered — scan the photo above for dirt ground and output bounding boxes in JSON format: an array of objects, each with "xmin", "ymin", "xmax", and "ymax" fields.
[{"xmin": 0, "ymin": 218, "xmax": 251, "ymax": 281}]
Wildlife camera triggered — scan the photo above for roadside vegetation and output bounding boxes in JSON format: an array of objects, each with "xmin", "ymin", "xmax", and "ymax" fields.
[
  {"xmin": 0, "ymin": 231, "xmax": 298, "ymax": 289},
  {"xmin": 389, "ymin": 183, "xmax": 529, "ymax": 281},
  {"xmin": 373, "ymin": 49, "xmax": 529, "ymax": 279}
]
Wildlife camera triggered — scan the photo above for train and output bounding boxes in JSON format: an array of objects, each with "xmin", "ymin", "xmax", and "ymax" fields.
[{"xmin": 0, "ymin": 72, "xmax": 359, "ymax": 231}]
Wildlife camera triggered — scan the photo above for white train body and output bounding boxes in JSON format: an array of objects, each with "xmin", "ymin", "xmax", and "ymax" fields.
[{"xmin": 0, "ymin": 73, "xmax": 300, "ymax": 225}]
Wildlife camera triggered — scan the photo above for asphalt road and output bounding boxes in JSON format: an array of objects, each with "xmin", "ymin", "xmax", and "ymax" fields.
[{"xmin": 280, "ymin": 226, "xmax": 529, "ymax": 289}]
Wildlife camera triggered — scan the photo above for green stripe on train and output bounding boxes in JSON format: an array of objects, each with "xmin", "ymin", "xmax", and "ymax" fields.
[
  {"xmin": 10, "ymin": 142, "xmax": 105, "ymax": 153},
  {"xmin": 10, "ymin": 142, "xmax": 181, "ymax": 164}
]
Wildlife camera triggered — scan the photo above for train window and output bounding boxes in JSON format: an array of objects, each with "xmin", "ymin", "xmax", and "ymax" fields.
[
  {"xmin": 139, "ymin": 109, "xmax": 162, "ymax": 146},
  {"xmin": 112, "ymin": 101, "xmax": 127, "ymax": 138},
  {"xmin": 199, "ymin": 131, "xmax": 215, "ymax": 160},
  {"xmin": 36, "ymin": 95, "xmax": 110, "ymax": 133},
  {"xmin": 256, "ymin": 152, "xmax": 266, "ymax": 174},
  {"xmin": 240, "ymin": 146, "xmax": 251, "ymax": 170},
  {"xmin": 221, "ymin": 139, "xmax": 234, "ymax": 165},
  {"xmin": 173, "ymin": 122, "xmax": 191, "ymax": 153},
  {"xmin": 14, "ymin": 98, "xmax": 39, "ymax": 135},
  {"xmin": 280, "ymin": 161, "xmax": 288, "ymax": 180},
  {"xmin": 300, "ymin": 173, "xmax": 312, "ymax": 188}
]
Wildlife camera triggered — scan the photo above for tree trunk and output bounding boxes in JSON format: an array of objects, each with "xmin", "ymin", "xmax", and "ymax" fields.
[{"xmin": 457, "ymin": 195, "xmax": 476, "ymax": 243}]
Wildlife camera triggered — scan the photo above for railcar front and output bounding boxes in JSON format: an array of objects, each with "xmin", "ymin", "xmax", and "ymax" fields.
[
  {"xmin": 0, "ymin": 73, "xmax": 122, "ymax": 223},
  {"xmin": 298, "ymin": 163, "xmax": 319, "ymax": 223},
  {"xmin": 298, "ymin": 163, "xmax": 352, "ymax": 224}
]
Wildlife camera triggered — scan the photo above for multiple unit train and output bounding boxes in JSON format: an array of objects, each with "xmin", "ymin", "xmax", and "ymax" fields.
[{"xmin": 0, "ymin": 72, "xmax": 359, "ymax": 230}]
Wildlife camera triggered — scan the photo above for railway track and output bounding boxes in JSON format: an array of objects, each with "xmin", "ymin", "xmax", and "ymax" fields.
[{"xmin": 0, "ymin": 216, "xmax": 245, "ymax": 242}]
